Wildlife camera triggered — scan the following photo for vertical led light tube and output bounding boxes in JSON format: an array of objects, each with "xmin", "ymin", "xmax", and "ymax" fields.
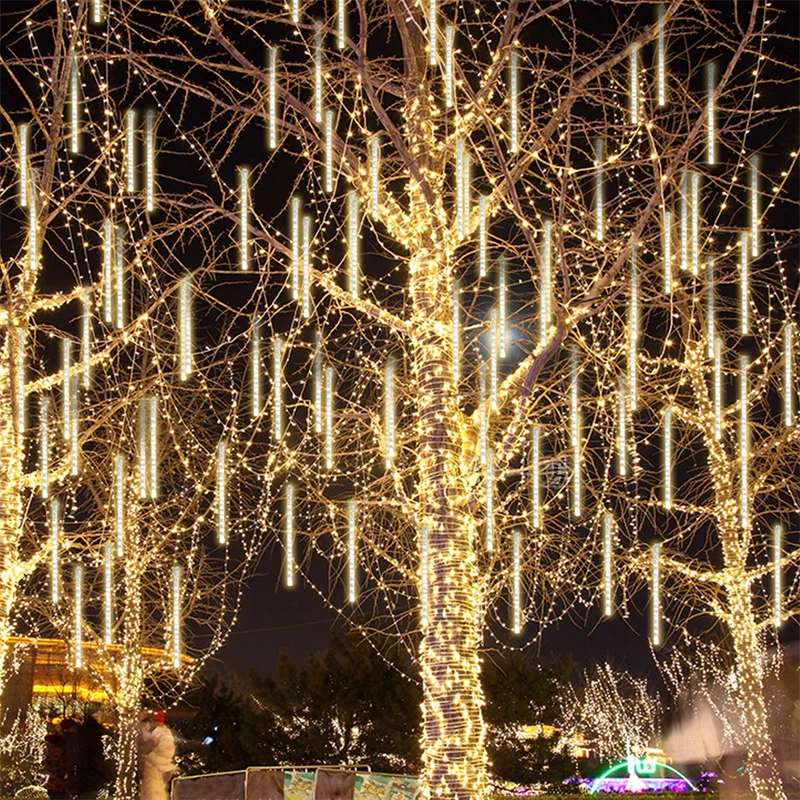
[
  {"xmin": 478, "ymin": 195, "xmax": 487, "ymax": 277},
  {"xmin": 16, "ymin": 330, "xmax": 26, "ymax": 433},
  {"xmin": 126, "ymin": 109, "xmax": 136, "ymax": 193},
  {"xmin": 290, "ymin": 196, "xmax": 300, "ymax": 298},
  {"xmin": 103, "ymin": 543, "xmax": 113, "ymax": 645},
  {"xmin": 171, "ymin": 565, "xmax": 182, "ymax": 669},
  {"xmin": 707, "ymin": 258, "xmax": 715, "ymax": 358},
  {"xmin": 251, "ymin": 315, "xmax": 262, "ymax": 418},
  {"xmin": 324, "ymin": 110, "xmax": 334, "ymax": 194},
  {"xmin": 740, "ymin": 231, "xmax": 749, "ymax": 334},
  {"xmin": 656, "ymin": 4, "xmax": 667, "ymax": 106},
  {"xmin": 690, "ymin": 172, "xmax": 700, "ymax": 276},
  {"xmin": 785, "ymin": 324, "xmax": 795, "ymax": 427},
  {"xmin": 337, "ymin": 0, "xmax": 346, "ymax": 49},
  {"xmin": 629, "ymin": 243, "xmax": 639, "ymax": 411},
  {"xmin": 145, "ymin": 109, "xmax": 156, "ymax": 212},
  {"xmin": 285, "ymin": 483, "xmax": 295, "ymax": 587},
  {"xmin": 664, "ymin": 407, "xmax": 673, "ymax": 510},
  {"xmin": 273, "ymin": 336, "xmax": 283, "ymax": 441},
  {"xmin": 70, "ymin": 373, "xmax": 79, "ymax": 476},
  {"xmin": 103, "ymin": 219, "xmax": 113, "ymax": 324},
  {"xmin": 73, "ymin": 564, "xmax": 83, "ymax": 668},
  {"xmin": 115, "ymin": 454, "xmax": 125, "ymax": 557},
  {"xmin": 485, "ymin": 446, "xmax": 494, "ymax": 552},
  {"xmin": 370, "ymin": 136, "xmax": 380, "ymax": 219},
  {"xmin": 509, "ymin": 51, "xmax": 519, "ymax": 154},
  {"xmin": 680, "ymin": 172, "xmax": 688, "ymax": 272},
  {"xmin": 739, "ymin": 356, "xmax": 748, "ymax": 530},
  {"xmin": 347, "ymin": 500, "xmax": 357, "ymax": 602},
  {"xmin": 713, "ymin": 336, "xmax": 723, "ymax": 441},
  {"xmin": 452, "ymin": 281, "xmax": 460, "ymax": 388},
  {"xmin": 302, "ymin": 215, "xmax": 312, "ymax": 318},
  {"xmin": 314, "ymin": 22, "xmax": 323, "ymax": 123},
  {"xmin": 138, "ymin": 399, "xmax": 147, "ymax": 498},
  {"xmin": 540, "ymin": 221, "xmax": 552, "ymax": 345},
  {"xmin": 325, "ymin": 366, "xmax": 334, "ymax": 470},
  {"xmin": 511, "ymin": 529, "xmax": 522, "ymax": 634},
  {"xmin": 651, "ymin": 542, "xmax": 661, "ymax": 647},
  {"xmin": 40, "ymin": 397, "xmax": 50, "ymax": 498},
  {"xmin": 384, "ymin": 358, "xmax": 395, "ymax": 467},
  {"xmin": 217, "ymin": 440, "xmax": 228, "ymax": 545},
  {"xmin": 773, "ymin": 523, "xmax": 782, "ymax": 628},
  {"xmin": 530, "ymin": 425, "xmax": 542, "ymax": 529},
  {"xmin": 240, "ymin": 167, "xmax": 250, "ymax": 270},
  {"xmin": 50, "ymin": 499, "xmax": 60, "ymax": 602},
  {"xmin": 629, "ymin": 42, "xmax": 639, "ymax": 125},
  {"xmin": 291, "ymin": 0, "xmax": 299, "ymax": 24},
  {"xmin": 479, "ymin": 364, "xmax": 487, "ymax": 464},
  {"xmin": 314, "ymin": 332, "xmax": 323, "ymax": 434},
  {"xmin": 618, "ymin": 377, "xmax": 627, "ymax": 477},
  {"xmin": 456, "ymin": 138, "xmax": 465, "ymax": 239},
  {"xmin": 603, "ymin": 513, "xmax": 614, "ymax": 617},
  {"xmin": 28, "ymin": 169, "xmax": 38, "ymax": 271},
  {"xmin": 594, "ymin": 139, "xmax": 604, "ymax": 242},
  {"xmin": 571, "ymin": 347, "xmax": 581, "ymax": 518},
  {"xmin": 62, "ymin": 339, "xmax": 72, "ymax": 439},
  {"xmin": 498, "ymin": 258, "xmax": 507, "ymax": 359},
  {"xmin": 444, "ymin": 26, "xmax": 455, "ymax": 108},
  {"xmin": 115, "ymin": 226, "xmax": 125, "ymax": 329},
  {"xmin": 268, "ymin": 48, "xmax": 278, "ymax": 150},
  {"xmin": 663, "ymin": 210, "xmax": 673, "ymax": 294},
  {"xmin": 178, "ymin": 274, "xmax": 193, "ymax": 381},
  {"xmin": 18, "ymin": 123, "xmax": 29, "ymax": 207},
  {"xmin": 489, "ymin": 309, "xmax": 498, "ymax": 411},
  {"xmin": 420, "ymin": 523, "xmax": 430, "ymax": 628},
  {"xmin": 706, "ymin": 62, "xmax": 716, "ymax": 165},
  {"xmin": 750, "ymin": 157, "xmax": 759, "ymax": 258},
  {"xmin": 81, "ymin": 288, "xmax": 91, "ymax": 389},
  {"xmin": 92, "ymin": 0, "xmax": 102, "ymax": 24},
  {"xmin": 348, "ymin": 191, "xmax": 359, "ymax": 297},
  {"xmin": 70, "ymin": 53, "xmax": 80, "ymax": 154},
  {"xmin": 148, "ymin": 396, "xmax": 158, "ymax": 499},
  {"xmin": 462, "ymin": 152, "xmax": 471, "ymax": 231}
]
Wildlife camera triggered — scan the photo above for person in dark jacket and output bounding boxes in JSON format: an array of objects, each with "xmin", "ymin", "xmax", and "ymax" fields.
[
  {"xmin": 43, "ymin": 721, "xmax": 68, "ymax": 799},
  {"xmin": 65, "ymin": 712, "xmax": 113, "ymax": 799}
]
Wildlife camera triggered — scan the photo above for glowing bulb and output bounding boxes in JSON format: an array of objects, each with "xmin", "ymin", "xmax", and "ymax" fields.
[
  {"xmin": 291, "ymin": 196, "xmax": 300, "ymax": 298},
  {"xmin": 479, "ymin": 364, "xmax": 487, "ymax": 465},
  {"xmin": 178, "ymin": 274, "xmax": 193, "ymax": 381},
  {"xmin": 750, "ymin": 157, "xmax": 759, "ymax": 258},
  {"xmin": 347, "ymin": 500, "xmax": 357, "ymax": 602},
  {"xmin": 707, "ymin": 258, "xmax": 715, "ymax": 358},
  {"xmin": 50, "ymin": 499, "xmax": 59, "ymax": 603},
  {"xmin": 348, "ymin": 191, "xmax": 360, "ymax": 297},
  {"xmin": 324, "ymin": 110, "xmax": 334, "ymax": 194},
  {"xmin": 18, "ymin": 123, "xmax": 29, "ymax": 207},
  {"xmin": 217, "ymin": 439, "xmax": 228, "ymax": 545},
  {"xmin": 325, "ymin": 366, "xmax": 335, "ymax": 470},
  {"xmin": 28, "ymin": 169, "xmax": 37, "ymax": 271},
  {"xmin": 16, "ymin": 330, "xmax": 26, "ymax": 433},
  {"xmin": 629, "ymin": 243, "xmax": 639, "ymax": 411},
  {"xmin": 103, "ymin": 219, "xmax": 113, "ymax": 324},
  {"xmin": 656, "ymin": 4, "xmax": 667, "ymax": 106},
  {"xmin": 268, "ymin": 47, "xmax": 279, "ymax": 150},
  {"xmin": 115, "ymin": 225, "xmax": 125, "ymax": 329},
  {"xmin": 690, "ymin": 172, "xmax": 700, "ymax": 276},
  {"xmin": 452, "ymin": 280, "xmax": 460, "ymax": 388},
  {"xmin": 273, "ymin": 336, "xmax": 283, "ymax": 441},
  {"xmin": 73, "ymin": 564, "xmax": 83, "ymax": 668},
  {"xmin": 739, "ymin": 356, "xmax": 748, "ymax": 530},
  {"xmin": 651, "ymin": 542, "xmax": 661, "ymax": 647},
  {"xmin": 314, "ymin": 22, "xmax": 323, "ymax": 124},
  {"xmin": 785, "ymin": 324, "xmax": 795, "ymax": 427},
  {"xmin": 240, "ymin": 168, "xmax": 251, "ymax": 271},
  {"xmin": 486, "ymin": 446, "xmax": 494, "ymax": 552},
  {"xmin": 40, "ymin": 397, "xmax": 50, "ymax": 498},
  {"xmin": 663, "ymin": 210, "xmax": 672, "ymax": 294},
  {"xmin": 594, "ymin": 139, "xmax": 604, "ymax": 242},
  {"xmin": 420, "ymin": 523, "xmax": 430, "ymax": 627},
  {"xmin": 285, "ymin": 483, "xmax": 295, "ymax": 587},
  {"xmin": 370, "ymin": 136, "xmax": 380, "ymax": 219},
  {"xmin": 629, "ymin": 42, "xmax": 639, "ymax": 125},
  {"xmin": 103, "ymin": 543, "xmax": 113, "ymax": 645},
  {"xmin": 618, "ymin": 376, "xmax": 627, "ymax": 477},
  {"xmin": 478, "ymin": 195, "xmax": 487, "ymax": 277},
  {"xmin": 145, "ymin": 109, "xmax": 156, "ymax": 212},
  {"xmin": 498, "ymin": 257, "xmax": 507, "ymax": 359},
  {"xmin": 740, "ymin": 231, "xmax": 749, "ymax": 334},
  {"xmin": 62, "ymin": 339, "xmax": 72, "ymax": 440},
  {"xmin": 385, "ymin": 357, "xmax": 396, "ymax": 467},
  {"xmin": 713, "ymin": 336, "xmax": 723, "ymax": 441},
  {"xmin": 540, "ymin": 220, "xmax": 552, "ymax": 345},
  {"xmin": 126, "ymin": 109, "xmax": 136, "ymax": 192},
  {"xmin": 664, "ymin": 407, "xmax": 673, "ymax": 511},
  {"xmin": 337, "ymin": 0, "xmax": 346, "ymax": 49},
  {"xmin": 251, "ymin": 315, "xmax": 262, "ymax": 418},
  {"xmin": 603, "ymin": 513, "xmax": 614, "ymax": 617},
  {"xmin": 706, "ymin": 62, "xmax": 716, "ymax": 165},
  {"xmin": 70, "ymin": 53, "xmax": 80, "ymax": 154},
  {"xmin": 302, "ymin": 215, "xmax": 312, "ymax": 318},
  {"xmin": 315, "ymin": 331, "xmax": 323, "ymax": 435},
  {"xmin": 81, "ymin": 288, "xmax": 90, "ymax": 389},
  {"xmin": 531, "ymin": 425, "xmax": 541, "ymax": 529},
  {"xmin": 773, "ymin": 523, "xmax": 783, "ymax": 628},
  {"xmin": 511, "ymin": 529, "xmax": 522, "ymax": 634},
  {"xmin": 445, "ymin": 25, "xmax": 455, "ymax": 108},
  {"xmin": 115, "ymin": 454, "xmax": 125, "ymax": 557},
  {"xmin": 171, "ymin": 565, "xmax": 182, "ymax": 669},
  {"xmin": 571, "ymin": 347, "xmax": 581, "ymax": 518},
  {"xmin": 509, "ymin": 51, "xmax": 519, "ymax": 154}
]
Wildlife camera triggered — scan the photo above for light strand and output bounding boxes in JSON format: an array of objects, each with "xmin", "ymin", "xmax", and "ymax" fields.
[
  {"xmin": 314, "ymin": 22, "xmax": 323, "ymax": 124},
  {"xmin": 785, "ymin": 324, "xmax": 795, "ymax": 427},
  {"xmin": 740, "ymin": 231, "xmax": 749, "ymax": 334},
  {"xmin": 594, "ymin": 139, "xmax": 604, "ymax": 242},
  {"xmin": 773, "ymin": 523, "xmax": 782, "ymax": 628},
  {"xmin": 62, "ymin": 339, "xmax": 72, "ymax": 439},
  {"xmin": 713, "ymin": 336, "xmax": 723, "ymax": 441},
  {"xmin": 324, "ymin": 110, "xmax": 334, "ymax": 194},
  {"xmin": 618, "ymin": 376, "xmax": 627, "ymax": 477},
  {"xmin": 509, "ymin": 50, "xmax": 519, "ymax": 153},
  {"xmin": 706, "ymin": 62, "xmax": 716, "ymax": 165},
  {"xmin": 115, "ymin": 225, "xmax": 125, "ymax": 329},
  {"xmin": 16, "ymin": 330, "xmax": 26, "ymax": 433},
  {"xmin": 325, "ymin": 365, "xmax": 335, "ymax": 470},
  {"xmin": 479, "ymin": 364, "xmax": 487, "ymax": 465},
  {"xmin": 291, "ymin": 196, "xmax": 301, "ymax": 298},
  {"xmin": 629, "ymin": 42, "xmax": 639, "ymax": 125},
  {"xmin": 370, "ymin": 136, "xmax": 380, "ymax": 219},
  {"xmin": 663, "ymin": 210, "xmax": 672, "ymax": 294},
  {"xmin": 540, "ymin": 220, "xmax": 552, "ymax": 345},
  {"xmin": 656, "ymin": 4, "xmax": 667, "ymax": 106},
  {"xmin": 498, "ymin": 257, "xmax": 507, "ymax": 359},
  {"xmin": 18, "ymin": 123, "xmax": 29, "ymax": 206},
  {"xmin": 478, "ymin": 194, "xmax": 487, "ymax": 277},
  {"xmin": 70, "ymin": 53, "xmax": 80, "ymax": 154},
  {"xmin": 420, "ymin": 523, "xmax": 430, "ymax": 628},
  {"xmin": 302, "ymin": 215, "xmax": 312, "ymax": 318}
]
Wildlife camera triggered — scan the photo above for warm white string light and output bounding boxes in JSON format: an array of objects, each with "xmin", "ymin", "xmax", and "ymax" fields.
[
  {"xmin": 773, "ymin": 523, "xmax": 783, "ymax": 628},
  {"xmin": 511, "ymin": 529, "xmax": 522, "ymax": 634},
  {"xmin": 50, "ymin": 499, "xmax": 60, "ymax": 603},
  {"xmin": 713, "ymin": 336, "xmax": 723, "ymax": 441},
  {"xmin": 126, "ymin": 109, "xmax": 136, "ymax": 193},
  {"xmin": 115, "ymin": 454, "xmax": 125, "ymax": 557},
  {"xmin": 706, "ymin": 62, "xmax": 716, "ymax": 165},
  {"xmin": 348, "ymin": 190, "xmax": 360, "ymax": 297},
  {"xmin": 178, "ymin": 274, "xmax": 193, "ymax": 381},
  {"xmin": 618, "ymin": 376, "xmax": 627, "ymax": 477},
  {"xmin": 370, "ymin": 136, "xmax": 380, "ymax": 219},
  {"xmin": 171, "ymin": 564, "xmax": 182, "ymax": 669},
  {"xmin": 629, "ymin": 243, "xmax": 639, "ymax": 411},
  {"xmin": 452, "ymin": 280, "xmax": 460, "ymax": 388},
  {"xmin": 40, "ymin": 397, "xmax": 50, "ymax": 498},
  {"xmin": 217, "ymin": 439, "xmax": 228, "ymax": 545},
  {"xmin": 663, "ymin": 210, "xmax": 672, "ymax": 294},
  {"xmin": 268, "ymin": 47, "xmax": 278, "ymax": 150},
  {"xmin": 103, "ymin": 219, "xmax": 113, "ymax": 324},
  {"xmin": 750, "ymin": 156, "xmax": 759, "ymax": 258},
  {"xmin": 571, "ymin": 347, "xmax": 581, "ymax": 518},
  {"xmin": 740, "ymin": 231, "xmax": 749, "ymax": 334},
  {"xmin": 273, "ymin": 336, "xmax": 283, "ymax": 441},
  {"xmin": 498, "ymin": 257, "xmax": 507, "ymax": 359},
  {"xmin": 651, "ymin": 542, "xmax": 661, "ymax": 647},
  {"xmin": 603, "ymin": 513, "xmax": 614, "ymax": 617},
  {"xmin": 385, "ymin": 357, "xmax": 396, "ymax": 467},
  {"xmin": 240, "ymin": 167, "xmax": 250, "ymax": 270},
  {"xmin": 531, "ymin": 425, "xmax": 541, "ymax": 529},
  {"xmin": 690, "ymin": 172, "xmax": 700, "ymax": 276},
  {"xmin": 302, "ymin": 215, "xmax": 312, "ymax": 318},
  {"xmin": 337, "ymin": 0, "xmax": 346, "ymax": 50},
  {"xmin": 629, "ymin": 42, "xmax": 639, "ymax": 125},
  {"xmin": 478, "ymin": 195, "xmax": 487, "ymax": 277},
  {"xmin": 324, "ymin": 110, "xmax": 334, "ymax": 194},
  {"xmin": 420, "ymin": 523, "xmax": 430, "ymax": 627},
  {"xmin": 509, "ymin": 50, "xmax": 519, "ymax": 154},
  {"xmin": 115, "ymin": 225, "xmax": 125, "ymax": 329},
  {"xmin": 785, "ymin": 324, "xmax": 795, "ymax": 427},
  {"xmin": 486, "ymin": 446, "xmax": 494, "ymax": 552},
  {"xmin": 285, "ymin": 483, "xmax": 295, "ymax": 587},
  {"xmin": 656, "ymin": 4, "xmax": 667, "ymax": 106},
  {"xmin": 325, "ymin": 366, "xmax": 335, "ymax": 470},
  {"xmin": 145, "ymin": 109, "xmax": 155, "ymax": 212},
  {"xmin": 62, "ymin": 339, "xmax": 72, "ymax": 439},
  {"xmin": 347, "ymin": 500, "xmax": 357, "ymax": 603},
  {"xmin": 594, "ymin": 139, "xmax": 604, "ymax": 242},
  {"xmin": 663, "ymin": 406, "xmax": 673, "ymax": 511},
  {"xmin": 251, "ymin": 315, "xmax": 262, "ymax": 418},
  {"xmin": 18, "ymin": 123, "xmax": 29, "ymax": 207},
  {"xmin": 103, "ymin": 542, "xmax": 113, "ymax": 645},
  {"xmin": 707, "ymin": 258, "xmax": 715, "ymax": 358},
  {"xmin": 314, "ymin": 22, "xmax": 323, "ymax": 123},
  {"xmin": 540, "ymin": 220, "xmax": 552, "ymax": 346},
  {"xmin": 444, "ymin": 25, "xmax": 455, "ymax": 108},
  {"xmin": 73, "ymin": 564, "xmax": 83, "ymax": 668},
  {"xmin": 70, "ymin": 53, "xmax": 80, "ymax": 154},
  {"xmin": 81, "ymin": 288, "xmax": 91, "ymax": 389},
  {"xmin": 739, "ymin": 355, "xmax": 748, "ymax": 530}
]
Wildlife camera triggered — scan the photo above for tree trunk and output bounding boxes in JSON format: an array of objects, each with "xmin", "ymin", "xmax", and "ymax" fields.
[
  {"xmin": 727, "ymin": 579, "xmax": 787, "ymax": 800},
  {"xmin": 116, "ymin": 705, "xmax": 141, "ymax": 800}
]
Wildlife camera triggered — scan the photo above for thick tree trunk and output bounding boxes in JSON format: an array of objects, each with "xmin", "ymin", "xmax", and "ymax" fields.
[{"xmin": 116, "ymin": 704, "xmax": 141, "ymax": 800}]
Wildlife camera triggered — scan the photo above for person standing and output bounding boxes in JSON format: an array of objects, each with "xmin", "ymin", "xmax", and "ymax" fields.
[
  {"xmin": 43, "ymin": 721, "xmax": 68, "ymax": 799},
  {"xmin": 139, "ymin": 710, "xmax": 176, "ymax": 800}
]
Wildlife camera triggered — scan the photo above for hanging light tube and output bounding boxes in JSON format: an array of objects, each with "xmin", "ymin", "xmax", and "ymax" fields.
[
  {"xmin": 251, "ymin": 315, "xmax": 262, "ymax": 418},
  {"xmin": 629, "ymin": 243, "xmax": 639, "ymax": 411},
  {"xmin": 651, "ymin": 542, "xmax": 661, "ymax": 647},
  {"xmin": 707, "ymin": 258, "xmax": 715, "ymax": 358},
  {"xmin": 531, "ymin": 425, "xmax": 541, "ymax": 529},
  {"xmin": 115, "ymin": 226, "xmax": 125, "ymax": 329},
  {"xmin": 315, "ymin": 332, "xmax": 323, "ymax": 434},
  {"xmin": 337, "ymin": 0, "xmax": 346, "ymax": 49},
  {"xmin": 50, "ymin": 498, "xmax": 60, "ymax": 603},
  {"xmin": 302, "ymin": 215, "xmax": 312, "ymax": 318},
  {"xmin": 509, "ymin": 51, "xmax": 519, "ymax": 154},
  {"xmin": 420, "ymin": 523, "xmax": 430, "ymax": 628},
  {"xmin": 291, "ymin": 0, "xmax": 299, "ymax": 24},
  {"xmin": 479, "ymin": 364, "xmax": 487, "ymax": 465},
  {"xmin": 16, "ymin": 330, "xmax": 26, "ymax": 433},
  {"xmin": 478, "ymin": 195, "xmax": 487, "ymax": 277},
  {"xmin": 663, "ymin": 210, "xmax": 672, "ymax": 294},
  {"xmin": 18, "ymin": 123, "xmax": 29, "ymax": 207},
  {"xmin": 178, "ymin": 274, "xmax": 193, "ymax": 381},
  {"xmin": 81, "ymin": 288, "xmax": 91, "ymax": 389},
  {"xmin": 444, "ymin": 25, "xmax": 455, "ymax": 108},
  {"xmin": 490, "ymin": 309, "xmax": 498, "ymax": 411},
  {"xmin": 290, "ymin": 196, "xmax": 300, "ymax": 298},
  {"xmin": 706, "ymin": 62, "xmax": 716, "ymax": 165},
  {"xmin": 785, "ymin": 324, "xmax": 795, "ymax": 427},
  {"xmin": 452, "ymin": 280, "xmax": 460, "ymax": 388},
  {"xmin": 324, "ymin": 110, "xmax": 334, "ymax": 194},
  {"xmin": 656, "ymin": 4, "xmax": 667, "ymax": 106},
  {"xmin": 370, "ymin": 136, "xmax": 380, "ymax": 219},
  {"xmin": 103, "ymin": 543, "xmax": 113, "ymax": 645},
  {"xmin": 618, "ymin": 376, "xmax": 627, "ymax": 477},
  {"xmin": 462, "ymin": 151, "xmax": 471, "ymax": 233},
  {"xmin": 240, "ymin": 167, "xmax": 250, "ymax": 270},
  {"xmin": 92, "ymin": 0, "xmax": 102, "ymax": 24},
  {"xmin": 512, "ymin": 529, "xmax": 522, "ymax": 634},
  {"xmin": 714, "ymin": 336, "xmax": 723, "ymax": 441},
  {"xmin": 268, "ymin": 47, "xmax": 278, "ymax": 150},
  {"xmin": 456, "ymin": 138, "xmax": 465, "ymax": 240},
  {"xmin": 145, "ymin": 109, "xmax": 155, "ymax": 212},
  {"xmin": 314, "ymin": 22, "xmax": 323, "ymax": 124},
  {"xmin": 540, "ymin": 220, "xmax": 552, "ymax": 345},
  {"xmin": 680, "ymin": 171, "xmax": 688, "ymax": 272},
  {"xmin": 603, "ymin": 513, "xmax": 614, "ymax": 617},
  {"xmin": 217, "ymin": 439, "xmax": 228, "ymax": 545},
  {"xmin": 348, "ymin": 191, "xmax": 359, "ymax": 297},
  {"xmin": 486, "ymin": 446, "xmax": 494, "ymax": 552},
  {"xmin": 498, "ymin": 257, "xmax": 507, "ymax": 359},
  {"xmin": 28, "ymin": 169, "xmax": 37, "ymax": 271},
  {"xmin": 740, "ymin": 231, "xmax": 749, "ymax": 334},
  {"xmin": 126, "ymin": 109, "xmax": 136, "ymax": 193},
  {"xmin": 171, "ymin": 565, "xmax": 182, "ymax": 669},
  {"xmin": 62, "ymin": 339, "xmax": 72, "ymax": 439},
  {"xmin": 138, "ymin": 399, "xmax": 147, "ymax": 498},
  {"xmin": 750, "ymin": 157, "xmax": 759, "ymax": 258},
  {"xmin": 664, "ymin": 407, "xmax": 673, "ymax": 510},
  {"xmin": 739, "ymin": 356, "xmax": 748, "ymax": 530},
  {"xmin": 70, "ymin": 373, "xmax": 79, "ymax": 476},
  {"xmin": 594, "ymin": 139, "xmax": 603, "ymax": 242},
  {"xmin": 571, "ymin": 347, "xmax": 581, "ymax": 518},
  {"xmin": 70, "ymin": 53, "xmax": 80, "ymax": 154},
  {"xmin": 148, "ymin": 396, "xmax": 158, "ymax": 499},
  {"xmin": 73, "ymin": 564, "xmax": 83, "ymax": 668},
  {"xmin": 325, "ymin": 366, "xmax": 334, "ymax": 470},
  {"xmin": 41, "ymin": 396, "xmax": 50, "ymax": 498},
  {"xmin": 273, "ymin": 336, "xmax": 283, "ymax": 441},
  {"xmin": 385, "ymin": 357, "xmax": 395, "ymax": 467},
  {"xmin": 773, "ymin": 523, "xmax": 782, "ymax": 628},
  {"xmin": 347, "ymin": 500, "xmax": 357, "ymax": 602},
  {"xmin": 103, "ymin": 219, "xmax": 113, "ymax": 324},
  {"xmin": 285, "ymin": 483, "xmax": 295, "ymax": 587},
  {"xmin": 115, "ymin": 454, "xmax": 125, "ymax": 557},
  {"xmin": 429, "ymin": 0, "xmax": 437, "ymax": 65},
  {"xmin": 690, "ymin": 172, "xmax": 700, "ymax": 276},
  {"xmin": 629, "ymin": 42, "xmax": 639, "ymax": 125}
]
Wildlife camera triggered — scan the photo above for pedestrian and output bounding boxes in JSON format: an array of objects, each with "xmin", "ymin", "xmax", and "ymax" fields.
[
  {"xmin": 139, "ymin": 710, "xmax": 176, "ymax": 800},
  {"xmin": 65, "ymin": 708, "xmax": 112, "ymax": 800},
  {"xmin": 43, "ymin": 720, "xmax": 68, "ymax": 799}
]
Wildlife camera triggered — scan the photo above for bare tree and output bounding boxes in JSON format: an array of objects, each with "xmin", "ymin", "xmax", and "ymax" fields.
[{"xmin": 3, "ymin": 1, "xmax": 796, "ymax": 799}]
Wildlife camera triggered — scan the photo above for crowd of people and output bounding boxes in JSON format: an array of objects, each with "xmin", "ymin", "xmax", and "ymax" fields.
[{"xmin": 41, "ymin": 706, "xmax": 176, "ymax": 800}]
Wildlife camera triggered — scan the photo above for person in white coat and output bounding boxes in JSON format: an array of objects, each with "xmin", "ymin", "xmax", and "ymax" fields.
[{"xmin": 138, "ymin": 710, "xmax": 176, "ymax": 800}]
